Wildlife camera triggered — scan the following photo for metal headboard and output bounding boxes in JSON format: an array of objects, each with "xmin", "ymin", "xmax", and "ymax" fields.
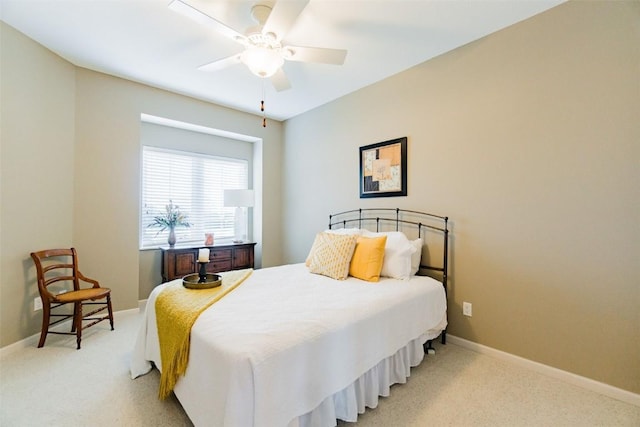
[{"xmin": 328, "ymin": 208, "xmax": 449, "ymax": 289}]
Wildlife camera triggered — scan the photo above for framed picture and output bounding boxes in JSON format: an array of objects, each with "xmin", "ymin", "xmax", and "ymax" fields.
[{"xmin": 359, "ymin": 137, "xmax": 407, "ymax": 198}]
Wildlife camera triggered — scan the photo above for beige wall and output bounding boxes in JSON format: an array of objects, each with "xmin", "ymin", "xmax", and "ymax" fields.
[
  {"xmin": 1, "ymin": 24, "xmax": 76, "ymax": 346},
  {"xmin": 0, "ymin": 22, "xmax": 285, "ymax": 347},
  {"xmin": 282, "ymin": 1, "xmax": 639, "ymax": 393}
]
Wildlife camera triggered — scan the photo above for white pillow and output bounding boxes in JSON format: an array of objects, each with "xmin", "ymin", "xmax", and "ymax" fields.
[
  {"xmin": 362, "ymin": 230, "xmax": 416, "ymax": 279},
  {"xmin": 324, "ymin": 228, "xmax": 363, "ymax": 236},
  {"xmin": 410, "ymin": 238, "xmax": 423, "ymax": 275}
]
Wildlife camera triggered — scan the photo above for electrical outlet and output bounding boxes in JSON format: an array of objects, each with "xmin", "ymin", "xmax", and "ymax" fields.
[
  {"xmin": 463, "ymin": 301, "xmax": 472, "ymax": 317},
  {"xmin": 34, "ymin": 297, "xmax": 43, "ymax": 312}
]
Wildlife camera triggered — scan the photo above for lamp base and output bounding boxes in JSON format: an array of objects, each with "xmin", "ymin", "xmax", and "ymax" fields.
[{"xmin": 233, "ymin": 206, "xmax": 249, "ymax": 243}]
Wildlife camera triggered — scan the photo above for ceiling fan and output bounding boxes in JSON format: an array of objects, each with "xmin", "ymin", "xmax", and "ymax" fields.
[{"xmin": 169, "ymin": 0, "xmax": 348, "ymax": 92}]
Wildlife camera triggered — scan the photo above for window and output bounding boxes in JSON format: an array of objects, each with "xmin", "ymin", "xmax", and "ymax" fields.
[{"xmin": 140, "ymin": 146, "xmax": 248, "ymax": 248}]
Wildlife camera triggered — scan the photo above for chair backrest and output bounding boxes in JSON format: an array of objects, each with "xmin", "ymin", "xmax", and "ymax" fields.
[{"xmin": 31, "ymin": 248, "xmax": 81, "ymax": 301}]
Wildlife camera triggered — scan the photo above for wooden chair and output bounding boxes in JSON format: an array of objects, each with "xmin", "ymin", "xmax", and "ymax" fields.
[{"xmin": 30, "ymin": 248, "xmax": 114, "ymax": 349}]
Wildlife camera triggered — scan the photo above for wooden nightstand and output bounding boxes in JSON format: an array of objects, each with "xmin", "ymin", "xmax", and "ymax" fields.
[{"xmin": 161, "ymin": 242, "xmax": 256, "ymax": 282}]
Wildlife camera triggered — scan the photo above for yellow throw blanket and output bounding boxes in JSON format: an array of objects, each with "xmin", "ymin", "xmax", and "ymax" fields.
[{"xmin": 155, "ymin": 268, "xmax": 253, "ymax": 399}]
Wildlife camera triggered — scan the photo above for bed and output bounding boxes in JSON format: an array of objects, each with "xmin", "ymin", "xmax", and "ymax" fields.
[{"xmin": 131, "ymin": 208, "xmax": 449, "ymax": 427}]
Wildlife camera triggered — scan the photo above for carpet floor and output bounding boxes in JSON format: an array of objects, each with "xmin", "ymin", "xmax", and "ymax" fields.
[{"xmin": 1, "ymin": 309, "xmax": 638, "ymax": 426}]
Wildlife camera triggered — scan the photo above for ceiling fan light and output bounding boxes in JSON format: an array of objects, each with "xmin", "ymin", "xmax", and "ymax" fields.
[{"xmin": 241, "ymin": 46, "xmax": 284, "ymax": 78}]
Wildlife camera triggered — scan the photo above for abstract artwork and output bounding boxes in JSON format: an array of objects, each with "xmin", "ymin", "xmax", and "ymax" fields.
[{"xmin": 359, "ymin": 137, "xmax": 407, "ymax": 198}]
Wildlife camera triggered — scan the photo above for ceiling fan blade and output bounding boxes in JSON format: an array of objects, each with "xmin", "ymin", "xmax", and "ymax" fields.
[
  {"xmin": 262, "ymin": 0, "xmax": 310, "ymax": 42},
  {"xmin": 285, "ymin": 46, "xmax": 347, "ymax": 65},
  {"xmin": 270, "ymin": 68, "xmax": 292, "ymax": 92},
  {"xmin": 169, "ymin": 0, "xmax": 246, "ymax": 44},
  {"xmin": 198, "ymin": 54, "xmax": 242, "ymax": 72}
]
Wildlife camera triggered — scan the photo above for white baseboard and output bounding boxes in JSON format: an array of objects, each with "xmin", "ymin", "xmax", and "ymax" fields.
[
  {"xmin": 1, "ymin": 332, "xmax": 41, "ymax": 356},
  {"xmin": 447, "ymin": 335, "xmax": 640, "ymax": 407},
  {"xmin": 0, "ymin": 308, "xmax": 139, "ymax": 358}
]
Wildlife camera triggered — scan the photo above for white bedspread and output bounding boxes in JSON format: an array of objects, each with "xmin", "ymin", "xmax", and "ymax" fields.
[{"xmin": 131, "ymin": 263, "xmax": 446, "ymax": 427}]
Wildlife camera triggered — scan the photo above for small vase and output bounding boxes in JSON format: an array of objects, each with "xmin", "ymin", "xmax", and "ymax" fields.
[{"xmin": 168, "ymin": 227, "xmax": 176, "ymax": 247}]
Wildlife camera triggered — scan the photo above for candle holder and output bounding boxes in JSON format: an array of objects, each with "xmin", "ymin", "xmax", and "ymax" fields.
[
  {"xmin": 198, "ymin": 261, "xmax": 208, "ymax": 283},
  {"xmin": 183, "ymin": 271, "xmax": 221, "ymax": 289}
]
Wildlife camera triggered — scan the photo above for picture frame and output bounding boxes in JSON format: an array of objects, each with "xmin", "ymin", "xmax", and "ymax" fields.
[{"xmin": 359, "ymin": 137, "xmax": 407, "ymax": 198}]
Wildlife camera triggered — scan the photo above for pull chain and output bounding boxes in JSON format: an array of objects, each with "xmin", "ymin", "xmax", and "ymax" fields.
[{"xmin": 260, "ymin": 79, "xmax": 267, "ymax": 128}]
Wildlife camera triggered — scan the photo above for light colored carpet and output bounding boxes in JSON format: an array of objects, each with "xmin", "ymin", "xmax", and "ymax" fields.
[{"xmin": 1, "ymin": 309, "xmax": 638, "ymax": 426}]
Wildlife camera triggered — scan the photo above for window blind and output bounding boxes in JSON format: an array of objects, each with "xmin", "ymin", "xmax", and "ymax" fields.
[{"xmin": 141, "ymin": 146, "xmax": 248, "ymax": 248}]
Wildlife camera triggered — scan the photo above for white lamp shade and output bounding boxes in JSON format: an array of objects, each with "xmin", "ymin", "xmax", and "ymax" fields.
[
  {"xmin": 224, "ymin": 189, "xmax": 255, "ymax": 208},
  {"xmin": 241, "ymin": 47, "xmax": 284, "ymax": 78}
]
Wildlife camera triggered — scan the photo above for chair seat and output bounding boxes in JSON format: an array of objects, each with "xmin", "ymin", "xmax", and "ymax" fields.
[{"xmin": 54, "ymin": 287, "xmax": 111, "ymax": 303}]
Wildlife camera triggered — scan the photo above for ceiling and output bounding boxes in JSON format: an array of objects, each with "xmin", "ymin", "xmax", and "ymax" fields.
[{"xmin": 0, "ymin": 0, "xmax": 564, "ymax": 121}]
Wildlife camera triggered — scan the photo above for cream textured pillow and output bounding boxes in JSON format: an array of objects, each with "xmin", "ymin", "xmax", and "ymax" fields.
[
  {"xmin": 306, "ymin": 232, "xmax": 358, "ymax": 280},
  {"xmin": 349, "ymin": 235, "xmax": 387, "ymax": 282},
  {"xmin": 362, "ymin": 230, "xmax": 416, "ymax": 279}
]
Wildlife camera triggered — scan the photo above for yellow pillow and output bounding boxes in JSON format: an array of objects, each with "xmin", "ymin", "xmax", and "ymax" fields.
[
  {"xmin": 306, "ymin": 232, "xmax": 358, "ymax": 280},
  {"xmin": 349, "ymin": 235, "xmax": 387, "ymax": 282}
]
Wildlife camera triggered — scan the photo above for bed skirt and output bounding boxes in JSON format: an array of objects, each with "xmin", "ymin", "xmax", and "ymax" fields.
[{"xmin": 289, "ymin": 329, "xmax": 440, "ymax": 427}]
